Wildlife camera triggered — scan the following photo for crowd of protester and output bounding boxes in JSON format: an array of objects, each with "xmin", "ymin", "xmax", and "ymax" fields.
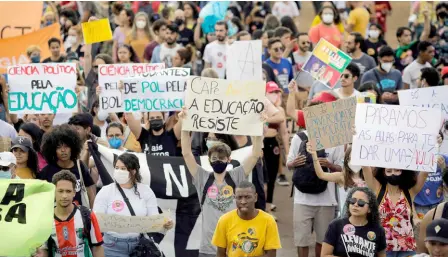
[{"xmin": 2, "ymin": 1, "xmax": 448, "ymax": 257}]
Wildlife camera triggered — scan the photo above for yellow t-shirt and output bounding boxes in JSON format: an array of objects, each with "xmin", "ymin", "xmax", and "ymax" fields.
[
  {"xmin": 311, "ymin": 15, "xmax": 345, "ymax": 33},
  {"xmin": 347, "ymin": 7, "xmax": 370, "ymax": 37},
  {"xmin": 125, "ymin": 35, "xmax": 151, "ymax": 62},
  {"xmin": 16, "ymin": 167, "xmax": 34, "ymax": 179},
  {"xmin": 212, "ymin": 209, "xmax": 281, "ymax": 257},
  {"xmin": 123, "ymin": 129, "xmax": 142, "ymax": 153}
]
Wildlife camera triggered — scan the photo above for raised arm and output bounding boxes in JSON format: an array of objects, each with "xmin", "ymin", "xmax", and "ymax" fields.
[
  {"xmin": 419, "ymin": 8, "xmax": 431, "ymax": 41},
  {"xmin": 242, "ymin": 136, "xmax": 263, "ymax": 176},
  {"xmin": 173, "ymin": 114, "xmax": 182, "ymax": 140},
  {"xmin": 307, "ymin": 142, "xmax": 343, "ymax": 184},
  {"xmin": 179, "ymin": 109, "xmax": 199, "ymax": 177},
  {"xmin": 124, "ymin": 113, "xmax": 143, "ymax": 139},
  {"xmin": 287, "ymin": 81, "xmax": 299, "ymax": 121},
  {"xmin": 194, "ymin": 18, "xmax": 204, "ymax": 50}
]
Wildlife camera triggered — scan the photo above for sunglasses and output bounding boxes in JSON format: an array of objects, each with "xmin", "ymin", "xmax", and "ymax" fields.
[
  {"xmin": 0, "ymin": 166, "xmax": 10, "ymax": 171},
  {"xmin": 273, "ymin": 47, "xmax": 284, "ymax": 53},
  {"xmin": 348, "ymin": 197, "xmax": 368, "ymax": 207},
  {"xmin": 341, "ymin": 74, "xmax": 352, "ymax": 79}
]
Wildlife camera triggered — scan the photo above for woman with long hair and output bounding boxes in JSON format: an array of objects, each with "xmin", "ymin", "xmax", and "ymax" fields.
[
  {"xmin": 125, "ymin": 12, "xmax": 152, "ymax": 62},
  {"xmin": 322, "ymin": 187, "xmax": 386, "ymax": 257},
  {"xmin": 172, "ymin": 46, "xmax": 193, "ymax": 69},
  {"xmin": 182, "ymin": 2, "xmax": 199, "ymax": 30},
  {"xmin": 66, "ymin": 25, "xmax": 85, "ymax": 60},
  {"xmin": 117, "ymin": 44, "xmax": 140, "ymax": 63},
  {"xmin": 11, "ymin": 136, "xmax": 39, "ymax": 179},
  {"xmin": 310, "ymin": 1, "xmax": 344, "ymax": 33},
  {"xmin": 112, "ymin": 4, "xmax": 134, "ymax": 62},
  {"xmin": 93, "ymin": 153, "xmax": 173, "ymax": 257},
  {"xmin": 280, "ymin": 16, "xmax": 299, "ymax": 37},
  {"xmin": 262, "ymin": 14, "xmax": 280, "ymax": 32},
  {"xmin": 309, "ymin": 4, "xmax": 343, "ymax": 48},
  {"xmin": 18, "ymin": 122, "xmax": 46, "ymax": 170}
]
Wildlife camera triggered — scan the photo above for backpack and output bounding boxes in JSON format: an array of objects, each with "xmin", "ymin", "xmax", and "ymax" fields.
[
  {"xmin": 201, "ymin": 172, "xmax": 236, "ymax": 206},
  {"xmin": 48, "ymin": 205, "xmax": 92, "ymax": 257},
  {"xmin": 377, "ymin": 184, "xmax": 414, "ymax": 226},
  {"xmin": 292, "ymin": 132, "xmax": 328, "ymax": 194}
]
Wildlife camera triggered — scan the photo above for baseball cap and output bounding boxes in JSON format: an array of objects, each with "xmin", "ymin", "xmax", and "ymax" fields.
[
  {"xmin": 0, "ymin": 152, "xmax": 16, "ymax": 166},
  {"xmin": 426, "ymin": 219, "xmax": 448, "ymax": 243},
  {"xmin": 266, "ymin": 81, "xmax": 282, "ymax": 94},
  {"xmin": 11, "ymin": 136, "xmax": 33, "ymax": 152}
]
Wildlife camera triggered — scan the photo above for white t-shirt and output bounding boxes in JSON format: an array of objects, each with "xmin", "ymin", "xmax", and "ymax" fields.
[
  {"xmin": 333, "ymin": 88, "xmax": 361, "ymax": 99},
  {"xmin": 159, "ymin": 43, "xmax": 182, "ymax": 68},
  {"xmin": 203, "ymin": 41, "xmax": 227, "ymax": 79},
  {"xmin": 287, "ymin": 131, "xmax": 344, "ymax": 206},
  {"xmin": 93, "ymin": 182, "xmax": 159, "ymax": 238},
  {"xmin": 402, "ymin": 60, "xmax": 432, "ymax": 89},
  {"xmin": 272, "ymin": 2, "xmax": 300, "ymax": 19}
]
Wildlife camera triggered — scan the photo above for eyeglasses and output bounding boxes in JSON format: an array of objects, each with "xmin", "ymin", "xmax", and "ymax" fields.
[
  {"xmin": 273, "ymin": 47, "xmax": 284, "ymax": 53},
  {"xmin": 0, "ymin": 166, "xmax": 10, "ymax": 171},
  {"xmin": 348, "ymin": 197, "xmax": 369, "ymax": 207},
  {"xmin": 341, "ymin": 74, "xmax": 352, "ymax": 79}
]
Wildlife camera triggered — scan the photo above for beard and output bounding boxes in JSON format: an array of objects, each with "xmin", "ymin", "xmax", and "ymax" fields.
[
  {"xmin": 299, "ymin": 46, "xmax": 309, "ymax": 52},
  {"xmin": 167, "ymin": 39, "xmax": 176, "ymax": 46},
  {"xmin": 217, "ymin": 35, "xmax": 226, "ymax": 42}
]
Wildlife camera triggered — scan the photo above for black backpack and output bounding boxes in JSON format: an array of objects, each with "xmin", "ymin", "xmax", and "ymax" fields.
[
  {"xmin": 201, "ymin": 172, "xmax": 236, "ymax": 206},
  {"xmin": 292, "ymin": 132, "xmax": 328, "ymax": 194},
  {"xmin": 48, "ymin": 205, "xmax": 92, "ymax": 257}
]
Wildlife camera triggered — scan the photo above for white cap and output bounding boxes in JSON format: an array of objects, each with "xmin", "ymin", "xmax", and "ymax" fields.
[{"xmin": 0, "ymin": 152, "xmax": 16, "ymax": 166}]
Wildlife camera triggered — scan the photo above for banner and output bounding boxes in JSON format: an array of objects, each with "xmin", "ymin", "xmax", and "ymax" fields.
[
  {"xmin": 351, "ymin": 104, "xmax": 442, "ymax": 172},
  {"xmin": 0, "ymin": 179, "xmax": 55, "ymax": 256},
  {"xmin": 82, "ymin": 18, "xmax": 113, "ymax": 44},
  {"xmin": 92, "ymin": 144, "xmax": 252, "ymax": 257},
  {"xmin": 0, "ymin": 1, "xmax": 43, "ymax": 38},
  {"xmin": 183, "ymin": 76, "xmax": 265, "ymax": 136},
  {"xmin": 226, "ymin": 40, "xmax": 262, "ymax": 81},
  {"xmin": 303, "ymin": 97, "xmax": 357, "ymax": 150},
  {"xmin": 121, "ymin": 68, "xmax": 190, "ymax": 112},
  {"xmin": 98, "ymin": 63, "xmax": 165, "ymax": 112},
  {"xmin": 0, "ymin": 23, "xmax": 62, "ymax": 74},
  {"xmin": 7, "ymin": 63, "xmax": 77, "ymax": 114},
  {"xmin": 96, "ymin": 212, "xmax": 170, "ymax": 234},
  {"xmin": 199, "ymin": 1, "xmax": 230, "ymax": 34},
  {"xmin": 302, "ymin": 38, "xmax": 351, "ymax": 89}
]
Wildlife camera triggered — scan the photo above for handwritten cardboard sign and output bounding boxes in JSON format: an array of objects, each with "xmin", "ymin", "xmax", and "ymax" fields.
[
  {"xmin": 121, "ymin": 68, "xmax": 190, "ymax": 112},
  {"xmin": 226, "ymin": 40, "xmax": 262, "ymax": 81},
  {"xmin": 82, "ymin": 18, "xmax": 113, "ymax": 44},
  {"xmin": 98, "ymin": 63, "xmax": 165, "ymax": 112},
  {"xmin": 182, "ymin": 76, "xmax": 265, "ymax": 136},
  {"xmin": 351, "ymin": 104, "xmax": 442, "ymax": 172},
  {"xmin": 7, "ymin": 63, "xmax": 77, "ymax": 114},
  {"xmin": 304, "ymin": 97, "xmax": 357, "ymax": 150},
  {"xmin": 96, "ymin": 212, "xmax": 169, "ymax": 234}
]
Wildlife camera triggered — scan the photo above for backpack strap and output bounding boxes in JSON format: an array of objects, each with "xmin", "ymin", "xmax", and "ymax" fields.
[
  {"xmin": 297, "ymin": 131, "xmax": 308, "ymax": 141},
  {"xmin": 372, "ymin": 69, "xmax": 384, "ymax": 92},
  {"xmin": 78, "ymin": 205, "xmax": 92, "ymax": 245},
  {"xmin": 201, "ymin": 173, "xmax": 215, "ymax": 206},
  {"xmin": 403, "ymin": 189, "xmax": 413, "ymax": 213},
  {"xmin": 224, "ymin": 173, "xmax": 236, "ymax": 192},
  {"xmin": 123, "ymin": 126, "xmax": 131, "ymax": 146},
  {"xmin": 377, "ymin": 184, "xmax": 387, "ymax": 205},
  {"xmin": 434, "ymin": 202, "xmax": 446, "ymax": 220}
]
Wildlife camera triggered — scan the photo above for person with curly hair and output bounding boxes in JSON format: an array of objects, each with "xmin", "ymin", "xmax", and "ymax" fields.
[
  {"xmin": 38, "ymin": 124, "xmax": 96, "ymax": 208},
  {"xmin": 93, "ymin": 153, "xmax": 173, "ymax": 256},
  {"xmin": 322, "ymin": 187, "xmax": 386, "ymax": 257}
]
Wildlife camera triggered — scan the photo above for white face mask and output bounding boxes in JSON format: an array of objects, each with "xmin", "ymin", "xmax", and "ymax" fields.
[
  {"xmin": 67, "ymin": 35, "xmax": 77, "ymax": 45},
  {"xmin": 368, "ymin": 30, "xmax": 380, "ymax": 39},
  {"xmin": 136, "ymin": 20, "xmax": 146, "ymax": 29},
  {"xmin": 97, "ymin": 109, "xmax": 109, "ymax": 121},
  {"xmin": 348, "ymin": 163, "xmax": 362, "ymax": 174},
  {"xmin": 322, "ymin": 14, "xmax": 334, "ymax": 24},
  {"xmin": 114, "ymin": 169, "xmax": 130, "ymax": 184},
  {"xmin": 206, "ymin": 140, "xmax": 221, "ymax": 150},
  {"xmin": 380, "ymin": 62, "xmax": 393, "ymax": 73}
]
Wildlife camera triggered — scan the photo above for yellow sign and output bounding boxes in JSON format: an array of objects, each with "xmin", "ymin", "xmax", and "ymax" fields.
[
  {"xmin": 82, "ymin": 18, "xmax": 113, "ymax": 44},
  {"xmin": 0, "ymin": 179, "xmax": 55, "ymax": 256}
]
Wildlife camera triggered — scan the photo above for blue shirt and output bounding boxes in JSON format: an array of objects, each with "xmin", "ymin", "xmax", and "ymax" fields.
[
  {"xmin": 414, "ymin": 154, "xmax": 448, "ymax": 206},
  {"xmin": 360, "ymin": 68, "xmax": 403, "ymax": 93},
  {"xmin": 264, "ymin": 58, "xmax": 293, "ymax": 93}
]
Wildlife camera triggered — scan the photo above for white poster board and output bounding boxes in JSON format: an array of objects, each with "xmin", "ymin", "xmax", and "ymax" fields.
[
  {"xmin": 351, "ymin": 104, "xmax": 442, "ymax": 172},
  {"xmin": 96, "ymin": 212, "xmax": 170, "ymax": 234},
  {"xmin": 98, "ymin": 63, "xmax": 165, "ymax": 112},
  {"xmin": 182, "ymin": 76, "xmax": 265, "ymax": 136},
  {"xmin": 226, "ymin": 40, "xmax": 262, "ymax": 81},
  {"xmin": 7, "ymin": 63, "xmax": 77, "ymax": 114}
]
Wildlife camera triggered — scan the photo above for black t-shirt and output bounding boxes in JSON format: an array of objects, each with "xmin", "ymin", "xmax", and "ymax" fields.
[
  {"xmin": 42, "ymin": 56, "xmax": 65, "ymax": 63},
  {"xmin": 138, "ymin": 127, "xmax": 178, "ymax": 156},
  {"xmin": 364, "ymin": 39, "xmax": 388, "ymax": 64},
  {"xmin": 324, "ymin": 218, "xmax": 386, "ymax": 257},
  {"xmin": 178, "ymin": 28, "xmax": 194, "ymax": 47},
  {"xmin": 38, "ymin": 162, "xmax": 95, "ymax": 205}
]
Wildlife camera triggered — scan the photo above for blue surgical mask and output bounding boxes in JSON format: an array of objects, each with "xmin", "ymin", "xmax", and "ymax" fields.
[
  {"xmin": 108, "ymin": 138, "xmax": 123, "ymax": 149},
  {"xmin": 31, "ymin": 56, "xmax": 41, "ymax": 63},
  {"xmin": 0, "ymin": 171, "xmax": 11, "ymax": 179}
]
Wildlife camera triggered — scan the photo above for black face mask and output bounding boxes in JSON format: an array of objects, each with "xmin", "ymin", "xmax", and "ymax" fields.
[
  {"xmin": 174, "ymin": 18, "xmax": 184, "ymax": 26},
  {"xmin": 210, "ymin": 160, "xmax": 228, "ymax": 174},
  {"xmin": 150, "ymin": 119, "xmax": 164, "ymax": 132},
  {"xmin": 385, "ymin": 175, "xmax": 401, "ymax": 186},
  {"xmin": 438, "ymin": 11, "xmax": 448, "ymax": 20}
]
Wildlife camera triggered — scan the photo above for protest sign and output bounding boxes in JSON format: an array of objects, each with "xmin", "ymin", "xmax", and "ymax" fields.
[
  {"xmin": 182, "ymin": 76, "xmax": 265, "ymax": 136},
  {"xmin": 96, "ymin": 212, "xmax": 170, "ymax": 234},
  {"xmin": 351, "ymin": 104, "xmax": 442, "ymax": 172},
  {"xmin": 302, "ymin": 38, "xmax": 351, "ymax": 89},
  {"xmin": 98, "ymin": 63, "xmax": 165, "ymax": 112},
  {"xmin": 0, "ymin": 180, "xmax": 55, "ymax": 256},
  {"xmin": 82, "ymin": 18, "xmax": 113, "ymax": 44},
  {"xmin": 122, "ymin": 68, "xmax": 190, "ymax": 112},
  {"xmin": 0, "ymin": 24, "xmax": 62, "ymax": 73},
  {"xmin": 0, "ymin": 1, "xmax": 43, "ymax": 38},
  {"xmin": 7, "ymin": 63, "xmax": 77, "ymax": 114},
  {"xmin": 199, "ymin": 1, "xmax": 230, "ymax": 34},
  {"xmin": 226, "ymin": 40, "xmax": 262, "ymax": 81},
  {"xmin": 357, "ymin": 92, "xmax": 377, "ymax": 104},
  {"xmin": 303, "ymin": 97, "xmax": 357, "ymax": 150}
]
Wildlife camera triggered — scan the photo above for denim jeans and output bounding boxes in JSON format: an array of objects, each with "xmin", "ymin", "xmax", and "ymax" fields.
[{"xmin": 103, "ymin": 234, "xmax": 139, "ymax": 257}]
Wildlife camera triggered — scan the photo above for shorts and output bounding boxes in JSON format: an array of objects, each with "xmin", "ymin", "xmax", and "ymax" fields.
[{"xmin": 293, "ymin": 204, "xmax": 335, "ymax": 247}]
